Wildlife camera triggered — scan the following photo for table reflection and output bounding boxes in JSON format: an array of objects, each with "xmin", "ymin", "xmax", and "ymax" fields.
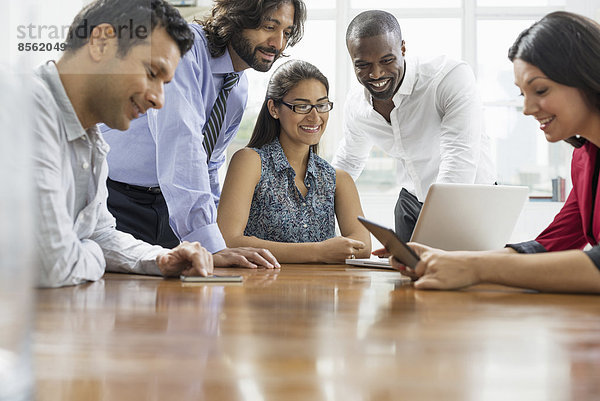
[{"xmin": 34, "ymin": 266, "xmax": 600, "ymax": 401}]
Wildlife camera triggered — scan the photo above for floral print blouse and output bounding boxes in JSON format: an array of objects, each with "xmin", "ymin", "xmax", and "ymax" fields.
[{"xmin": 244, "ymin": 138, "xmax": 336, "ymax": 243}]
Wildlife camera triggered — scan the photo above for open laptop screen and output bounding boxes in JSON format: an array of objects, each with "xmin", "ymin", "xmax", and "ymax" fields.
[{"xmin": 410, "ymin": 183, "xmax": 528, "ymax": 251}]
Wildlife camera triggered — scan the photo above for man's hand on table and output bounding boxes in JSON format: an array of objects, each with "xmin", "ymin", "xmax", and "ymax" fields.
[{"xmin": 157, "ymin": 241, "xmax": 213, "ymax": 277}]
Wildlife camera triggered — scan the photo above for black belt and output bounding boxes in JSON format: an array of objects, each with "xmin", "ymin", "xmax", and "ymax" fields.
[{"xmin": 108, "ymin": 178, "xmax": 161, "ymax": 194}]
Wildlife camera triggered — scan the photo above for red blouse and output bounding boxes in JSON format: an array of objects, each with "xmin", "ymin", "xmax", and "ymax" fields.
[{"xmin": 536, "ymin": 142, "xmax": 600, "ymax": 250}]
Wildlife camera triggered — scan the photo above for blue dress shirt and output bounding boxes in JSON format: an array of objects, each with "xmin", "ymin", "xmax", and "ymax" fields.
[{"xmin": 102, "ymin": 24, "xmax": 248, "ymax": 253}]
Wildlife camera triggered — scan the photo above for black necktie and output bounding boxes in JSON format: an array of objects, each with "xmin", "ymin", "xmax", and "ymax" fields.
[{"xmin": 202, "ymin": 73, "xmax": 240, "ymax": 162}]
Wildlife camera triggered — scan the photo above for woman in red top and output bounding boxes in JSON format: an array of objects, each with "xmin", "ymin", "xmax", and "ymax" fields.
[{"xmin": 388, "ymin": 11, "xmax": 600, "ymax": 293}]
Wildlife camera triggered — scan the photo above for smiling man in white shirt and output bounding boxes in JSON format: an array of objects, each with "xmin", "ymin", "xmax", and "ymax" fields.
[{"xmin": 332, "ymin": 10, "xmax": 495, "ymax": 241}]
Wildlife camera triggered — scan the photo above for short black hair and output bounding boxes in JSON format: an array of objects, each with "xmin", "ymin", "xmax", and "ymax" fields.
[
  {"xmin": 509, "ymin": 11, "xmax": 600, "ymax": 148},
  {"xmin": 64, "ymin": 0, "xmax": 194, "ymax": 57},
  {"xmin": 346, "ymin": 10, "xmax": 402, "ymax": 44},
  {"xmin": 198, "ymin": 0, "xmax": 306, "ymax": 58}
]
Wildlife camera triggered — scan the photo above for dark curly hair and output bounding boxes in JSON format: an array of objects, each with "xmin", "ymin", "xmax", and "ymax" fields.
[
  {"xmin": 197, "ymin": 0, "xmax": 306, "ymax": 58},
  {"xmin": 509, "ymin": 11, "xmax": 600, "ymax": 148},
  {"xmin": 64, "ymin": 0, "xmax": 194, "ymax": 57}
]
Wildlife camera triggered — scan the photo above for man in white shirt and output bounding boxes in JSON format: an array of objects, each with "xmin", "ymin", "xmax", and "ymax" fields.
[
  {"xmin": 332, "ymin": 10, "xmax": 495, "ymax": 241},
  {"xmin": 32, "ymin": 0, "xmax": 214, "ymax": 287}
]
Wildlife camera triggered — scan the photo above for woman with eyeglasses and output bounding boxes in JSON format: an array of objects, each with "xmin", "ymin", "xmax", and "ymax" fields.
[{"xmin": 217, "ymin": 60, "xmax": 371, "ymax": 263}]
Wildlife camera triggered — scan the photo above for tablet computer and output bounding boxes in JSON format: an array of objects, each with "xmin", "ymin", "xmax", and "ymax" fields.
[{"xmin": 357, "ymin": 216, "xmax": 420, "ymax": 269}]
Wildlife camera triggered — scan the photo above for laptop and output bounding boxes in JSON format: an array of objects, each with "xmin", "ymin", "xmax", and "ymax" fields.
[
  {"xmin": 346, "ymin": 183, "xmax": 528, "ymax": 267},
  {"xmin": 410, "ymin": 183, "xmax": 528, "ymax": 251}
]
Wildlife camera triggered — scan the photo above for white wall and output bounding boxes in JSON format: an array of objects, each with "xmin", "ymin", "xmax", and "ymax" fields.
[{"xmin": 5, "ymin": 0, "xmax": 85, "ymax": 69}]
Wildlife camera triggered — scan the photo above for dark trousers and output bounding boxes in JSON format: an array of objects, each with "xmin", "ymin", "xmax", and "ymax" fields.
[
  {"xmin": 106, "ymin": 178, "xmax": 180, "ymax": 249},
  {"xmin": 394, "ymin": 188, "xmax": 423, "ymax": 242}
]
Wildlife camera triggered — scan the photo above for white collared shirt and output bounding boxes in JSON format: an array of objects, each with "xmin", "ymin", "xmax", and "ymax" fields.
[
  {"xmin": 332, "ymin": 56, "xmax": 495, "ymax": 201},
  {"xmin": 32, "ymin": 62, "xmax": 165, "ymax": 288}
]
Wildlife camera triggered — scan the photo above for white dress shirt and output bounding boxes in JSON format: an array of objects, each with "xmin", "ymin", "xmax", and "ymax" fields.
[
  {"xmin": 332, "ymin": 56, "xmax": 495, "ymax": 201},
  {"xmin": 32, "ymin": 62, "xmax": 165, "ymax": 288}
]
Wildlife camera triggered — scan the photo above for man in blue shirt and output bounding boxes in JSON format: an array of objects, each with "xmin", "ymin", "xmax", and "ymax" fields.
[{"xmin": 102, "ymin": 0, "xmax": 306, "ymax": 268}]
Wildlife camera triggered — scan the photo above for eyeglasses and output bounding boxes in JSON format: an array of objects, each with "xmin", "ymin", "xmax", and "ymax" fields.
[{"xmin": 280, "ymin": 101, "xmax": 334, "ymax": 114}]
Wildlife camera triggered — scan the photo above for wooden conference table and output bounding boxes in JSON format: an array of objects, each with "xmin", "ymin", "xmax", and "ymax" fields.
[{"xmin": 35, "ymin": 265, "xmax": 600, "ymax": 401}]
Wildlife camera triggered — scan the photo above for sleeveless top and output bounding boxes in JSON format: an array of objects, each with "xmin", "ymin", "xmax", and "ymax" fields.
[{"xmin": 244, "ymin": 138, "xmax": 336, "ymax": 243}]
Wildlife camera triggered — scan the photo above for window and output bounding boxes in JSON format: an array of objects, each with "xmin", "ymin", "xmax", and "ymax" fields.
[
  {"xmin": 225, "ymin": 0, "xmax": 597, "ymax": 197},
  {"xmin": 478, "ymin": 0, "xmax": 565, "ymax": 5},
  {"xmin": 351, "ymin": 0, "xmax": 461, "ymax": 7},
  {"xmin": 231, "ymin": 19, "xmax": 337, "ymax": 162},
  {"xmin": 476, "ymin": 18, "xmax": 571, "ymax": 194}
]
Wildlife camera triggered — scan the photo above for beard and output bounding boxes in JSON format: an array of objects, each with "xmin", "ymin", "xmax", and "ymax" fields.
[{"xmin": 230, "ymin": 31, "xmax": 280, "ymax": 72}]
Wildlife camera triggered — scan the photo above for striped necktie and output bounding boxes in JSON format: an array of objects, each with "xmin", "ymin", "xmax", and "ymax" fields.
[{"xmin": 202, "ymin": 73, "xmax": 240, "ymax": 162}]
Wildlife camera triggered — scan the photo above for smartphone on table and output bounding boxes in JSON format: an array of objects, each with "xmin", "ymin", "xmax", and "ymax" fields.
[{"xmin": 180, "ymin": 275, "xmax": 243, "ymax": 283}]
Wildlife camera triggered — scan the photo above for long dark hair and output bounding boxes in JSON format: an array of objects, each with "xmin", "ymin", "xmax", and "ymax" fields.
[
  {"xmin": 247, "ymin": 59, "xmax": 329, "ymax": 152},
  {"xmin": 197, "ymin": 0, "xmax": 306, "ymax": 58},
  {"xmin": 508, "ymin": 11, "xmax": 600, "ymax": 148}
]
